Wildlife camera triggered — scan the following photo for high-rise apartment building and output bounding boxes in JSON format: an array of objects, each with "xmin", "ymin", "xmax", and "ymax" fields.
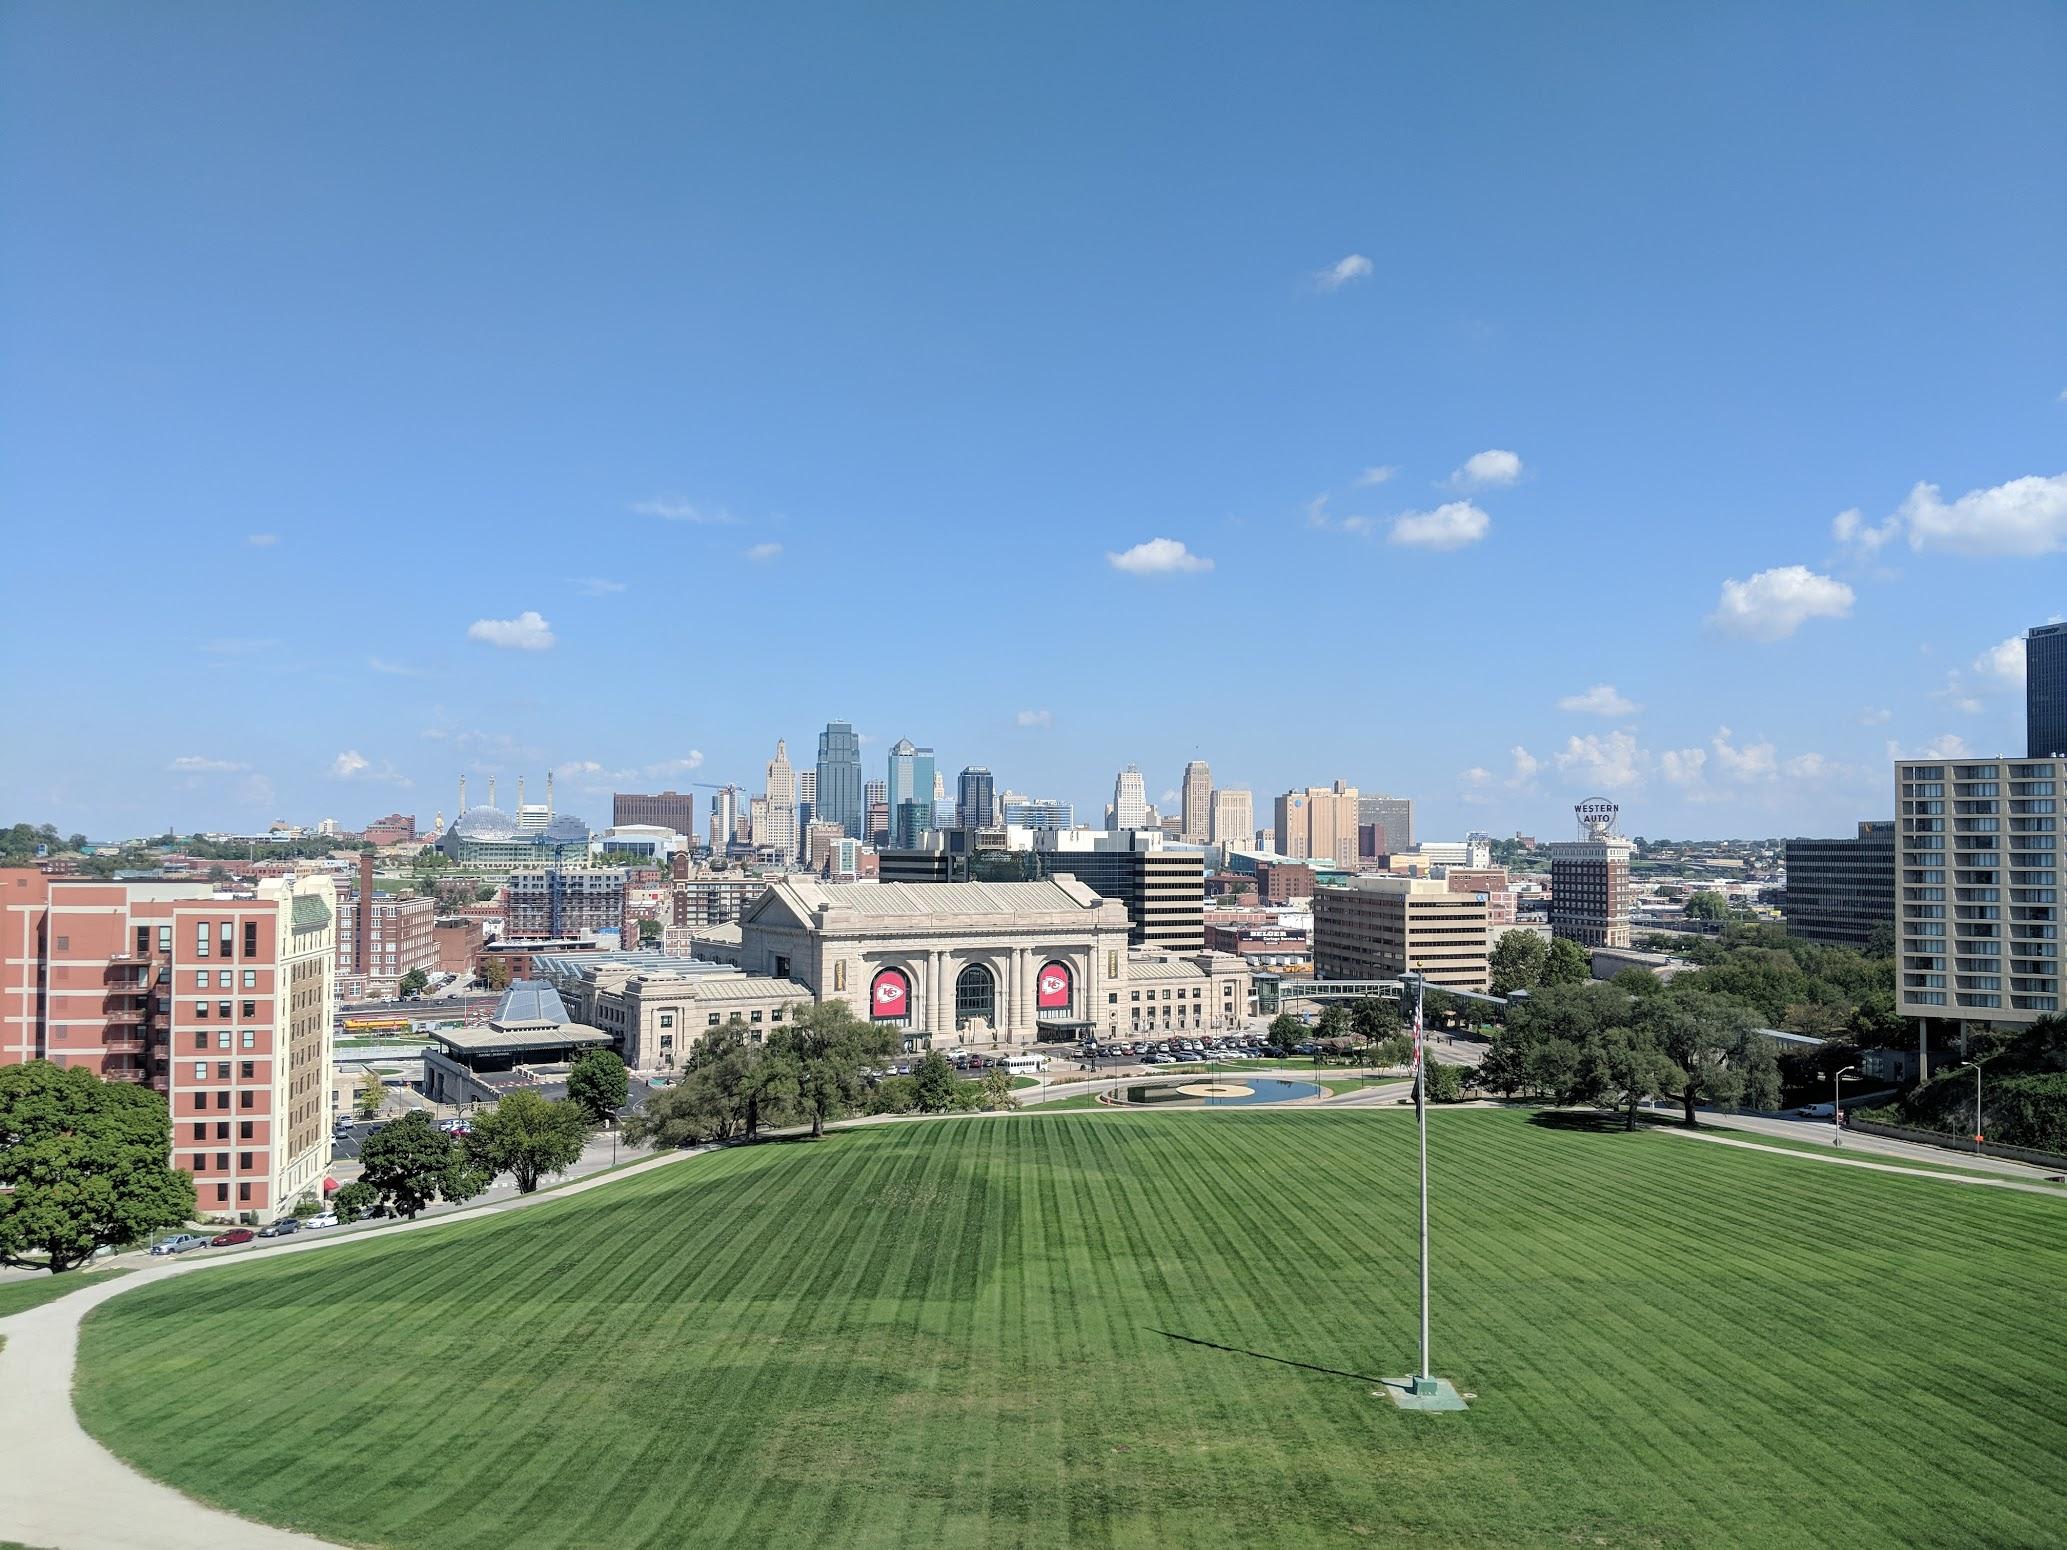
[
  {"xmin": 336, "ymin": 853, "xmax": 437, "ymax": 999},
  {"xmin": 1209, "ymin": 788, "xmax": 1254, "ymax": 848},
  {"xmin": 506, "ymin": 867, "xmax": 630, "ymax": 940},
  {"xmin": 1180, "ymin": 761, "xmax": 1213, "ymax": 843},
  {"xmin": 708, "ymin": 787, "xmax": 738, "ymax": 854},
  {"xmin": 1, "ymin": 869, "xmax": 338, "ymax": 1218},
  {"xmin": 1358, "ymin": 794, "xmax": 1415, "ymax": 855},
  {"xmin": 957, "ymin": 767, "xmax": 996, "ymax": 830},
  {"xmin": 1547, "ymin": 802, "xmax": 1632, "ymax": 948},
  {"xmin": 1784, "ymin": 821, "xmax": 1897, "ymax": 950},
  {"xmin": 1274, "ymin": 781, "xmax": 1359, "ymax": 866},
  {"xmin": 1312, "ymin": 876, "xmax": 1490, "ymax": 991},
  {"xmin": 2028, "ymin": 623, "xmax": 2067, "ymax": 758},
  {"xmin": 1896, "ymin": 755, "xmax": 2061, "ymax": 1027},
  {"xmin": 887, "ymin": 740, "xmax": 935, "ymax": 835},
  {"xmin": 1112, "ymin": 765, "xmax": 1149, "ymax": 830},
  {"xmin": 763, "ymin": 740, "xmax": 797, "ymax": 862},
  {"xmin": 795, "ymin": 769, "xmax": 816, "ymax": 831},
  {"xmin": 612, "ymin": 791, "xmax": 696, "ymax": 837},
  {"xmin": 815, "ymin": 721, "xmax": 865, "ymax": 838}
]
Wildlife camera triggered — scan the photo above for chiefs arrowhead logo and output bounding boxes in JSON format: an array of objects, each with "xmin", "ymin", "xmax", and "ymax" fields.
[
  {"xmin": 875, "ymin": 981, "xmax": 904, "ymax": 1004},
  {"xmin": 1039, "ymin": 974, "xmax": 1065, "ymax": 995}
]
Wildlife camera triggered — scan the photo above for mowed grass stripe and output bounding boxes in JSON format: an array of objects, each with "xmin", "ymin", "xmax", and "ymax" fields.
[{"xmin": 75, "ymin": 1111, "xmax": 2067, "ymax": 1550}]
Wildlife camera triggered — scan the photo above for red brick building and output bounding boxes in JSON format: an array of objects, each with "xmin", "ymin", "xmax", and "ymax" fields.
[{"xmin": 1, "ymin": 867, "xmax": 338, "ymax": 1219}]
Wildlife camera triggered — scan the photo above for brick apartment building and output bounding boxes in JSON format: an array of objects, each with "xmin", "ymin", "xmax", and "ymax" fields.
[
  {"xmin": 360, "ymin": 813, "xmax": 417, "ymax": 846},
  {"xmin": 2, "ymin": 867, "xmax": 338, "ymax": 1219},
  {"xmin": 335, "ymin": 853, "xmax": 438, "ymax": 1000}
]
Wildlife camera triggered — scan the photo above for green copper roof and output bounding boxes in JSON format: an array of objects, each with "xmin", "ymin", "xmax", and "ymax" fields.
[{"xmin": 291, "ymin": 894, "xmax": 332, "ymax": 930}]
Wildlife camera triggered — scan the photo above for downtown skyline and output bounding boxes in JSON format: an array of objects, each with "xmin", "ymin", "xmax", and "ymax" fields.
[{"xmin": 3, "ymin": 6, "xmax": 2062, "ymax": 841}]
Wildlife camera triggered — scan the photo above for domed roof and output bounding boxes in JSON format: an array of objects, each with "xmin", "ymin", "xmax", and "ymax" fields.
[{"xmin": 450, "ymin": 806, "xmax": 520, "ymax": 841}]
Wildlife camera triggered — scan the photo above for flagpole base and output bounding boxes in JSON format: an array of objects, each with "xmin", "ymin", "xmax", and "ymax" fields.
[{"xmin": 1381, "ymin": 1376, "xmax": 1469, "ymax": 1412}]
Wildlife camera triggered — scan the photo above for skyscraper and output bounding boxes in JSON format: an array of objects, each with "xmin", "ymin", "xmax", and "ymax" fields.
[
  {"xmin": 795, "ymin": 769, "xmax": 816, "ymax": 831},
  {"xmin": 956, "ymin": 766, "xmax": 996, "ymax": 830},
  {"xmin": 887, "ymin": 739, "xmax": 935, "ymax": 833},
  {"xmin": 1275, "ymin": 781, "xmax": 1359, "ymax": 865},
  {"xmin": 1358, "ymin": 794, "xmax": 1416, "ymax": 855},
  {"xmin": 2029, "ymin": 623, "xmax": 2067, "ymax": 758},
  {"xmin": 708, "ymin": 786, "xmax": 737, "ymax": 853},
  {"xmin": 1210, "ymin": 788, "xmax": 1254, "ymax": 847},
  {"xmin": 764, "ymin": 740, "xmax": 797, "ymax": 862},
  {"xmin": 1180, "ymin": 760, "xmax": 1213, "ymax": 843},
  {"xmin": 1112, "ymin": 765, "xmax": 1149, "ymax": 830},
  {"xmin": 815, "ymin": 720, "xmax": 865, "ymax": 838}
]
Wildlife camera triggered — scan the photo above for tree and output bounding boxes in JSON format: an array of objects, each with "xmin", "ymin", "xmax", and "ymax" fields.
[
  {"xmin": 1683, "ymin": 891, "xmax": 1729, "ymax": 922},
  {"xmin": 0, "ymin": 1064, "xmax": 194, "ymax": 1272},
  {"xmin": 566, "ymin": 1048, "xmax": 630, "ymax": 1126},
  {"xmin": 1542, "ymin": 936, "xmax": 1591, "ymax": 986},
  {"xmin": 464, "ymin": 1089, "xmax": 590, "ymax": 1193},
  {"xmin": 762, "ymin": 1002, "xmax": 898, "ymax": 1139},
  {"xmin": 355, "ymin": 1069, "xmax": 386, "ymax": 1120},
  {"xmin": 1265, "ymin": 1013, "xmax": 1304, "ymax": 1055},
  {"xmin": 1577, "ymin": 1024, "xmax": 1684, "ymax": 1130},
  {"xmin": 481, "ymin": 956, "xmax": 513, "ymax": 990},
  {"xmin": 625, "ymin": 1019, "xmax": 780, "ymax": 1148},
  {"xmin": 635, "ymin": 916, "xmax": 663, "ymax": 946},
  {"xmin": 1315, "ymin": 1004, "xmax": 1352, "ymax": 1044},
  {"xmin": 1349, "ymin": 996, "xmax": 1399, "ymax": 1044},
  {"xmin": 1423, "ymin": 1061, "xmax": 1465, "ymax": 1103},
  {"xmin": 866, "ymin": 1075, "xmax": 918, "ymax": 1115},
  {"xmin": 1489, "ymin": 931, "xmax": 1548, "ymax": 996},
  {"xmin": 357, "ymin": 1112, "xmax": 479, "ymax": 1219},
  {"xmin": 980, "ymin": 1068, "xmax": 1018, "ymax": 1110},
  {"xmin": 912, "ymin": 1051, "xmax": 958, "ymax": 1113},
  {"xmin": 398, "ymin": 968, "xmax": 429, "ymax": 998},
  {"xmin": 331, "ymin": 1180, "xmax": 380, "ymax": 1222}
]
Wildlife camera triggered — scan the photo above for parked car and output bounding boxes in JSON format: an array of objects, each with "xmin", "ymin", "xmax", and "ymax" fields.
[
  {"xmin": 1796, "ymin": 1102, "xmax": 1837, "ymax": 1118},
  {"xmin": 257, "ymin": 1218, "xmax": 302, "ymax": 1238},
  {"xmin": 305, "ymin": 1211, "xmax": 340, "ymax": 1229},
  {"xmin": 209, "ymin": 1227, "xmax": 256, "ymax": 1247},
  {"xmin": 149, "ymin": 1234, "xmax": 210, "ymax": 1256}
]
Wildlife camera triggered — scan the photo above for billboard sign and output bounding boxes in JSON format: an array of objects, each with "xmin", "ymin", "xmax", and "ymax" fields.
[
  {"xmin": 1036, "ymin": 960, "xmax": 1073, "ymax": 1012},
  {"xmin": 869, "ymin": 966, "xmax": 911, "ymax": 1021}
]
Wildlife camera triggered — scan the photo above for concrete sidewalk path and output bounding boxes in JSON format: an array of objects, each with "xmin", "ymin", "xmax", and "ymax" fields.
[{"xmin": 0, "ymin": 1141, "xmax": 709, "ymax": 1550}]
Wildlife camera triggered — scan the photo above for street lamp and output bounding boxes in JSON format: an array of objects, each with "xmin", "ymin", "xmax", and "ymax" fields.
[
  {"xmin": 1831, "ymin": 1065, "xmax": 1855, "ymax": 1148},
  {"xmin": 1958, "ymin": 1057, "xmax": 1990, "ymax": 1155}
]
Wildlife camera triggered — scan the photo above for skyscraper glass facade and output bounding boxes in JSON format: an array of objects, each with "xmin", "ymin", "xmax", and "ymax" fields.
[
  {"xmin": 816, "ymin": 720, "xmax": 865, "ymax": 838},
  {"xmin": 2029, "ymin": 623, "xmax": 2067, "ymax": 759}
]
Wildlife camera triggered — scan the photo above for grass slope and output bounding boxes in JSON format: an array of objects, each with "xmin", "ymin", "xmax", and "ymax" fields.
[
  {"xmin": 0, "ymin": 1268, "xmax": 129, "ymax": 1320},
  {"xmin": 76, "ymin": 1113, "xmax": 2067, "ymax": 1550}
]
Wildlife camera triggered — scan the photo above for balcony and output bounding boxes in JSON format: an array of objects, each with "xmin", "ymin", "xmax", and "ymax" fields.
[
  {"xmin": 102, "ymin": 1003, "xmax": 147, "ymax": 1026},
  {"xmin": 102, "ymin": 1034, "xmax": 147, "ymax": 1054}
]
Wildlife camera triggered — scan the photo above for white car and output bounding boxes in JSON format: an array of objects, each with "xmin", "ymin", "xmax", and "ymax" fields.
[{"xmin": 305, "ymin": 1211, "xmax": 340, "ymax": 1229}]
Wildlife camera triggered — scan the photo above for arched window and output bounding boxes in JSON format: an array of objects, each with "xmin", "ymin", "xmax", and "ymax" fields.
[{"xmin": 954, "ymin": 963, "xmax": 996, "ymax": 1028}]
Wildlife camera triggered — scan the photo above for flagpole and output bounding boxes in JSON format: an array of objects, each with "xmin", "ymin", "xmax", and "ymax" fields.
[{"xmin": 1411, "ymin": 970, "xmax": 1430, "ymax": 1389}]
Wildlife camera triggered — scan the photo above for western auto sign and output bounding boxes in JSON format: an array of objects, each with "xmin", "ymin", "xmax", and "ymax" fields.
[
  {"xmin": 869, "ymin": 967, "xmax": 911, "ymax": 1021},
  {"xmin": 1036, "ymin": 960, "xmax": 1073, "ymax": 1012}
]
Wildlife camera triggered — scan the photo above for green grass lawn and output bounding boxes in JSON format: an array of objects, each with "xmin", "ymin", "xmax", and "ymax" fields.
[
  {"xmin": 0, "ymin": 1268, "xmax": 130, "ymax": 1320},
  {"xmin": 75, "ymin": 1111, "xmax": 2067, "ymax": 1550}
]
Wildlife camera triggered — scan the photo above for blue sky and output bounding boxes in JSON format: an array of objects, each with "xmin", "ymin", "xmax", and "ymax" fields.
[{"xmin": 3, "ymin": 3, "xmax": 2063, "ymax": 843}]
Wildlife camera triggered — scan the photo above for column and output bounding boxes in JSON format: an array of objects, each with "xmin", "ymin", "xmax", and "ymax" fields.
[{"xmin": 1015, "ymin": 947, "xmax": 1035, "ymax": 1045}]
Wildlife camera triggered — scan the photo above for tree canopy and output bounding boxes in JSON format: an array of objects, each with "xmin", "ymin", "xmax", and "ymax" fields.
[
  {"xmin": 566, "ymin": 1048, "xmax": 630, "ymax": 1125},
  {"xmin": 1489, "ymin": 931, "xmax": 1548, "ymax": 996},
  {"xmin": 762, "ymin": 1003, "xmax": 899, "ymax": 1139},
  {"xmin": 357, "ymin": 1112, "xmax": 484, "ymax": 1219},
  {"xmin": 464, "ymin": 1090, "xmax": 590, "ymax": 1193},
  {"xmin": 0, "ymin": 1064, "xmax": 194, "ymax": 1271}
]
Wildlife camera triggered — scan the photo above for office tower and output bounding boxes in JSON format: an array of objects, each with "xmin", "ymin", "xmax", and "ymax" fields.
[
  {"xmin": 815, "ymin": 720, "xmax": 865, "ymax": 838},
  {"xmin": 1042, "ymin": 837, "xmax": 1205, "ymax": 951},
  {"xmin": 1547, "ymin": 800, "xmax": 1633, "ymax": 948},
  {"xmin": 763, "ymin": 741, "xmax": 797, "ymax": 861},
  {"xmin": 887, "ymin": 739, "xmax": 936, "ymax": 833},
  {"xmin": 708, "ymin": 786, "xmax": 737, "ymax": 853},
  {"xmin": 1784, "ymin": 821, "xmax": 1897, "ymax": 950},
  {"xmin": 2029, "ymin": 623, "xmax": 2067, "ymax": 758},
  {"xmin": 1180, "ymin": 760, "xmax": 1213, "ymax": 843},
  {"xmin": 1002, "ymin": 795, "xmax": 1074, "ymax": 829},
  {"xmin": 1112, "ymin": 765, "xmax": 1149, "ymax": 830},
  {"xmin": 1358, "ymin": 794, "xmax": 1415, "ymax": 855},
  {"xmin": 1274, "ymin": 781, "xmax": 1359, "ymax": 866},
  {"xmin": 893, "ymin": 798, "xmax": 929, "ymax": 850},
  {"xmin": 1312, "ymin": 876, "xmax": 1490, "ymax": 990},
  {"xmin": 613, "ymin": 790, "xmax": 695, "ymax": 838},
  {"xmin": 1209, "ymin": 788, "xmax": 1253, "ymax": 847},
  {"xmin": 956, "ymin": 766, "xmax": 996, "ymax": 830},
  {"xmin": 1896, "ymin": 754, "xmax": 2062, "ymax": 1028}
]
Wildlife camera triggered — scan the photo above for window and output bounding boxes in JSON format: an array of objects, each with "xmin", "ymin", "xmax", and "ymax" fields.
[
  {"xmin": 217, "ymin": 969, "xmax": 232, "ymax": 989},
  {"xmin": 193, "ymin": 1061, "xmax": 208, "ymax": 1081},
  {"xmin": 750, "ymin": 1010, "xmax": 763, "ymax": 1023},
  {"xmin": 218, "ymin": 1000, "xmax": 231, "ymax": 1019},
  {"xmin": 218, "ymin": 1031, "xmax": 231, "ymax": 1050},
  {"xmin": 240, "ymin": 1091, "xmax": 254, "ymax": 1109},
  {"xmin": 708, "ymin": 1014, "xmax": 720, "ymax": 1025},
  {"xmin": 244, "ymin": 921, "xmax": 258, "ymax": 957},
  {"xmin": 220, "ymin": 922, "xmax": 233, "ymax": 957},
  {"xmin": 239, "ymin": 1120, "xmax": 253, "ymax": 1139},
  {"xmin": 216, "ymin": 1152, "xmax": 229, "ymax": 1170},
  {"xmin": 193, "ymin": 1032, "xmax": 206, "ymax": 1050},
  {"xmin": 136, "ymin": 926, "xmax": 151, "ymax": 957},
  {"xmin": 239, "ymin": 1151, "xmax": 252, "ymax": 1169},
  {"xmin": 195, "ymin": 922, "xmax": 210, "ymax": 957},
  {"xmin": 191, "ymin": 1123, "xmax": 206, "ymax": 1140},
  {"xmin": 242, "ymin": 969, "xmax": 257, "ymax": 989},
  {"xmin": 242, "ymin": 1001, "xmax": 255, "ymax": 1019},
  {"xmin": 241, "ymin": 1029, "xmax": 255, "ymax": 1048},
  {"xmin": 158, "ymin": 925, "xmax": 172, "ymax": 952},
  {"xmin": 238, "ymin": 1183, "xmax": 251, "ymax": 1203},
  {"xmin": 216, "ymin": 1092, "xmax": 230, "ymax": 1110},
  {"xmin": 240, "ymin": 1061, "xmax": 254, "ymax": 1079},
  {"xmin": 215, "ymin": 1184, "xmax": 228, "ymax": 1203},
  {"xmin": 216, "ymin": 1060, "xmax": 230, "ymax": 1080}
]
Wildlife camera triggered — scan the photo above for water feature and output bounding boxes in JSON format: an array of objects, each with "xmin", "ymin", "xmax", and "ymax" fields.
[{"xmin": 1119, "ymin": 1077, "xmax": 1322, "ymax": 1106}]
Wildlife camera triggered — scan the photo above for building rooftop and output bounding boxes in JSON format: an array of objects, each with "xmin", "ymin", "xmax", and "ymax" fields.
[
  {"xmin": 491, "ymin": 978, "xmax": 574, "ymax": 1027},
  {"xmin": 429, "ymin": 1024, "xmax": 613, "ymax": 1056},
  {"xmin": 773, "ymin": 878, "xmax": 1106, "ymax": 917}
]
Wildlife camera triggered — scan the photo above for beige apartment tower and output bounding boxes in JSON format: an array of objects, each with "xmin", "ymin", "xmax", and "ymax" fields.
[
  {"xmin": 1311, "ymin": 875, "xmax": 1490, "ymax": 991},
  {"xmin": 1273, "ymin": 781, "xmax": 1359, "ymax": 867}
]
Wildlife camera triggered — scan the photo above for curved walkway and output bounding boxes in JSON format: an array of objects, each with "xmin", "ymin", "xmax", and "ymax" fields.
[{"xmin": 0, "ymin": 1141, "xmax": 712, "ymax": 1550}]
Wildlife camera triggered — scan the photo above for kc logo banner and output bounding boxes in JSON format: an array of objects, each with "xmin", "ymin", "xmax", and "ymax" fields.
[
  {"xmin": 870, "ymin": 967, "xmax": 911, "ymax": 1020},
  {"xmin": 1036, "ymin": 961, "xmax": 1073, "ymax": 1011}
]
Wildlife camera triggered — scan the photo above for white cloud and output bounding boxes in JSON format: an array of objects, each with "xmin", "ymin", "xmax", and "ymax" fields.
[
  {"xmin": 1890, "ymin": 732, "xmax": 1975, "ymax": 762},
  {"xmin": 1974, "ymin": 633, "xmax": 2026, "ymax": 688},
  {"xmin": 1660, "ymin": 747, "xmax": 1707, "ymax": 786},
  {"xmin": 1307, "ymin": 495, "xmax": 1379, "ymax": 538},
  {"xmin": 1015, "ymin": 709, "xmax": 1053, "ymax": 729},
  {"xmin": 645, "ymin": 753, "xmax": 705, "ymax": 776},
  {"xmin": 743, "ymin": 542, "xmax": 783, "ymax": 562},
  {"xmin": 1355, "ymin": 465, "xmax": 1398, "ymax": 487},
  {"xmin": 630, "ymin": 498, "xmax": 737, "ymax": 525},
  {"xmin": 1710, "ymin": 726, "xmax": 1777, "ymax": 782},
  {"xmin": 1553, "ymin": 730, "xmax": 1645, "ymax": 790},
  {"xmin": 1830, "ymin": 506, "xmax": 1901, "ymax": 559},
  {"xmin": 467, "ymin": 610, "xmax": 555, "ymax": 650},
  {"xmin": 169, "ymin": 755, "xmax": 247, "ymax": 774},
  {"xmin": 1900, "ymin": 472, "xmax": 2067, "ymax": 556},
  {"xmin": 246, "ymin": 533, "xmax": 279, "ymax": 548},
  {"xmin": 1460, "ymin": 746, "xmax": 1542, "ymax": 805},
  {"xmin": 1708, "ymin": 565, "xmax": 1854, "ymax": 641},
  {"xmin": 555, "ymin": 760, "xmax": 605, "ymax": 777},
  {"xmin": 575, "ymin": 577, "xmax": 628, "ymax": 596},
  {"xmin": 332, "ymin": 750, "xmax": 369, "ymax": 778},
  {"xmin": 1315, "ymin": 254, "xmax": 1373, "ymax": 290},
  {"xmin": 332, "ymin": 749, "xmax": 411, "ymax": 786},
  {"xmin": 1107, "ymin": 537, "xmax": 1213, "ymax": 575},
  {"xmin": 1507, "ymin": 746, "xmax": 1542, "ymax": 788},
  {"xmin": 1557, "ymin": 683, "xmax": 1639, "ymax": 717},
  {"xmin": 1450, "ymin": 449, "xmax": 1523, "ymax": 489},
  {"xmin": 1388, "ymin": 501, "xmax": 1490, "ymax": 551},
  {"xmin": 1782, "ymin": 752, "xmax": 1836, "ymax": 779}
]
